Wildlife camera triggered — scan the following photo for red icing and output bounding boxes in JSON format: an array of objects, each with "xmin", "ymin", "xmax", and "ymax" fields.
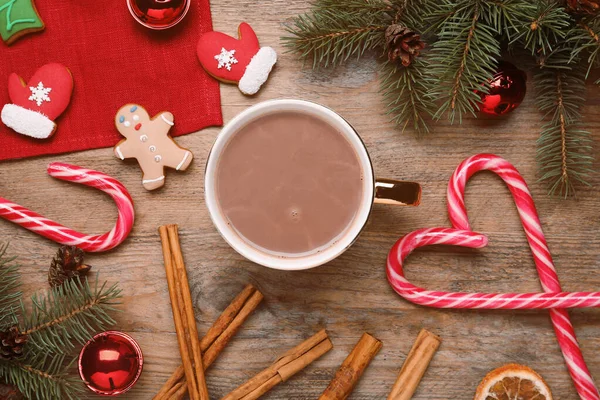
[
  {"xmin": 197, "ymin": 22, "xmax": 260, "ymax": 82},
  {"xmin": 7, "ymin": 63, "xmax": 73, "ymax": 121}
]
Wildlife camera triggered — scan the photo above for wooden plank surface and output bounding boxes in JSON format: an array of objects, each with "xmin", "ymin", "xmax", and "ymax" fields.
[{"xmin": 1, "ymin": 1, "xmax": 600, "ymax": 398}]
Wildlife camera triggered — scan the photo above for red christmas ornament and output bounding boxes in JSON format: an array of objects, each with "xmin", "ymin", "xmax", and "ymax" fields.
[
  {"xmin": 78, "ymin": 331, "xmax": 143, "ymax": 396},
  {"xmin": 477, "ymin": 61, "xmax": 527, "ymax": 116},
  {"xmin": 127, "ymin": 0, "xmax": 190, "ymax": 30}
]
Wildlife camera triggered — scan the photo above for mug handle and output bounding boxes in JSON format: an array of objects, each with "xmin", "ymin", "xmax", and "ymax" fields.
[{"xmin": 374, "ymin": 179, "xmax": 421, "ymax": 206}]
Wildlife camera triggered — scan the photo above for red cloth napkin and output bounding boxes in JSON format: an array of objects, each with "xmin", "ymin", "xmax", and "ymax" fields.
[{"xmin": 0, "ymin": 0, "xmax": 222, "ymax": 161}]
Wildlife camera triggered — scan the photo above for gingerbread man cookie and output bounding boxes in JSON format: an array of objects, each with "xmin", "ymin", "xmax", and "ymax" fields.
[{"xmin": 114, "ymin": 104, "xmax": 193, "ymax": 191}]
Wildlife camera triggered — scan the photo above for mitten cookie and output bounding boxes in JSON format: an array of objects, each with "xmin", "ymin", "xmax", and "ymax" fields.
[
  {"xmin": 114, "ymin": 104, "xmax": 193, "ymax": 191},
  {"xmin": 1, "ymin": 63, "xmax": 73, "ymax": 139},
  {"xmin": 197, "ymin": 22, "xmax": 276, "ymax": 95},
  {"xmin": 0, "ymin": 0, "xmax": 45, "ymax": 45}
]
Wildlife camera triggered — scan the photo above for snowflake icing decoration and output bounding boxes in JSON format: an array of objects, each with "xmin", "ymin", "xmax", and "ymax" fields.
[
  {"xmin": 214, "ymin": 48, "xmax": 238, "ymax": 71},
  {"xmin": 28, "ymin": 82, "xmax": 52, "ymax": 107}
]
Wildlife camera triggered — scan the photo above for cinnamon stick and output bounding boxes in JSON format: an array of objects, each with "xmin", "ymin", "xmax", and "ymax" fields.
[
  {"xmin": 159, "ymin": 226, "xmax": 199, "ymax": 400},
  {"xmin": 387, "ymin": 329, "xmax": 441, "ymax": 400},
  {"xmin": 154, "ymin": 365, "xmax": 185, "ymax": 399},
  {"xmin": 201, "ymin": 284, "xmax": 257, "ymax": 350},
  {"xmin": 159, "ymin": 225, "xmax": 209, "ymax": 400},
  {"xmin": 167, "ymin": 225, "xmax": 210, "ymax": 400},
  {"xmin": 319, "ymin": 333, "xmax": 383, "ymax": 400},
  {"xmin": 173, "ymin": 382, "xmax": 188, "ymax": 400},
  {"xmin": 204, "ymin": 289, "xmax": 263, "ymax": 368},
  {"xmin": 165, "ymin": 381, "xmax": 185, "ymax": 398},
  {"xmin": 154, "ymin": 284, "xmax": 264, "ymax": 400},
  {"xmin": 222, "ymin": 329, "xmax": 333, "ymax": 400}
]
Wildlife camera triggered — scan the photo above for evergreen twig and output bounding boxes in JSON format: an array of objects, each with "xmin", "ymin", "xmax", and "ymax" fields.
[
  {"xmin": 0, "ymin": 244, "xmax": 122, "ymax": 399},
  {"xmin": 570, "ymin": 16, "xmax": 600, "ymax": 79},
  {"xmin": 282, "ymin": 2, "xmax": 391, "ymax": 68},
  {"xmin": 0, "ymin": 358, "xmax": 82, "ymax": 400},
  {"xmin": 283, "ymin": 0, "xmax": 597, "ymax": 196},
  {"xmin": 428, "ymin": 0, "xmax": 500, "ymax": 123},
  {"xmin": 380, "ymin": 59, "xmax": 436, "ymax": 134},
  {"xmin": 0, "ymin": 243, "xmax": 20, "ymax": 330},
  {"xmin": 513, "ymin": 1, "xmax": 572, "ymax": 55},
  {"xmin": 22, "ymin": 276, "xmax": 122, "ymax": 357},
  {"xmin": 535, "ymin": 67, "xmax": 593, "ymax": 197}
]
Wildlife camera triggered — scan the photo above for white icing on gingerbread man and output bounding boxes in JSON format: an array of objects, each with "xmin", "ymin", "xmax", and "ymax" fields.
[{"xmin": 114, "ymin": 104, "xmax": 193, "ymax": 191}]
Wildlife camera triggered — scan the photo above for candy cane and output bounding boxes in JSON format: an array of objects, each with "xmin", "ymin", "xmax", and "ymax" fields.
[
  {"xmin": 387, "ymin": 154, "xmax": 600, "ymax": 400},
  {"xmin": 0, "ymin": 163, "xmax": 134, "ymax": 252}
]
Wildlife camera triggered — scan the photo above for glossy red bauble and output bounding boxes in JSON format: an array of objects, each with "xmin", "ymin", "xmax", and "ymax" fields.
[
  {"xmin": 477, "ymin": 61, "xmax": 527, "ymax": 116},
  {"xmin": 79, "ymin": 331, "xmax": 143, "ymax": 396},
  {"xmin": 127, "ymin": 0, "xmax": 191, "ymax": 30}
]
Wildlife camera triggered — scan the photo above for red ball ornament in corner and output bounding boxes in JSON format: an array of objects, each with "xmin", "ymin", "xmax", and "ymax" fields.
[
  {"xmin": 79, "ymin": 331, "xmax": 143, "ymax": 396},
  {"xmin": 477, "ymin": 61, "xmax": 527, "ymax": 116}
]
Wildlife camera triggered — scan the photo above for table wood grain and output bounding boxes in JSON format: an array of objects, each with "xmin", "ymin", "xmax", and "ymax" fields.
[{"xmin": 1, "ymin": 1, "xmax": 599, "ymax": 399}]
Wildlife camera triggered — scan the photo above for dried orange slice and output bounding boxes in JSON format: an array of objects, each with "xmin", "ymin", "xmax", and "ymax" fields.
[{"xmin": 474, "ymin": 364, "xmax": 553, "ymax": 400}]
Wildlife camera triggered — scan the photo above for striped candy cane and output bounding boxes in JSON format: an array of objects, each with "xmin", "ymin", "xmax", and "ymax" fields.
[
  {"xmin": 387, "ymin": 154, "xmax": 599, "ymax": 399},
  {"xmin": 0, "ymin": 163, "xmax": 134, "ymax": 252}
]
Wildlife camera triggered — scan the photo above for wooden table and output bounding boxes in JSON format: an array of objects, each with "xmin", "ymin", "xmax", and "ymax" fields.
[{"xmin": 2, "ymin": 1, "xmax": 599, "ymax": 399}]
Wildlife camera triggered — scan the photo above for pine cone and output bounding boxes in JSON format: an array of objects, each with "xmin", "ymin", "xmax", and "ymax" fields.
[
  {"xmin": 0, "ymin": 326, "xmax": 27, "ymax": 360},
  {"xmin": 48, "ymin": 246, "xmax": 91, "ymax": 288},
  {"xmin": 567, "ymin": 0, "xmax": 600, "ymax": 15},
  {"xmin": 385, "ymin": 24, "xmax": 425, "ymax": 66}
]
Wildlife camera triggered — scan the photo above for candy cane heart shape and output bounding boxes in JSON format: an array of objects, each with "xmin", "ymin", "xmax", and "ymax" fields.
[
  {"xmin": 0, "ymin": 163, "xmax": 135, "ymax": 252},
  {"xmin": 387, "ymin": 154, "xmax": 600, "ymax": 400}
]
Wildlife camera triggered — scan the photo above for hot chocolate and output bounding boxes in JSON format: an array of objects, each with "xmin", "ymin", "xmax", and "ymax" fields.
[{"xmin": 215, "ymin": 111, "xmax": 364, "ymax": 257}]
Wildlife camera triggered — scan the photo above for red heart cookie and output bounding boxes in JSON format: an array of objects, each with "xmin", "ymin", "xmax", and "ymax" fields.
[
  {"xmin": 386, "ymin": 154, "xmax": 600, "ymax": 399},
  {"xmin": 1, "ymin": 63, "xmax": 73, "ymax": 139}
]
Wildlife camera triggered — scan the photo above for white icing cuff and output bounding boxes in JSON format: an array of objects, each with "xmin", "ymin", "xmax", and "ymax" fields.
[
  {"xmin": 1, "ymin": 104, "xmax": 56, "ymax": 139},
  {"xmin": 238, "ymin": 46, "xmax": 277, "ymax": 95}
]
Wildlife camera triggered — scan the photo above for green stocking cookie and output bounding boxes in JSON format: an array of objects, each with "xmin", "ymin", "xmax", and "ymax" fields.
[{"xmin": 0, "ymin": 0, "xmax": 44, "ymax": 45}]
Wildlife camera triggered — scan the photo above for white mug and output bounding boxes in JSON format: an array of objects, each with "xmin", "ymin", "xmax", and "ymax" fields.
[{"xmin": 204, "ymin": 99, "xmax": 420, "ymax": 270}]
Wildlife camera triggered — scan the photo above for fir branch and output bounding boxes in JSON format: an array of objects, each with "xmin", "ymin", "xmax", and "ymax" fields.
[
  {"xmin": 0, "ymin": 243, "xmax": 21, "ymax": 330},
  {"xmin": 428, "ymin": 0, "xmax": 501, "ymax": 123},
  {"xmin": 569, "ymin": 17, "xmax": 600, "ymax": 79},
  {"xmin": 0, "ymin": 359, "xmax": 83, "ymax": 400},
  {"xmin": 480, "ymin": 0, "xmax": 535, "ymax": 40},
  {"xmin": 21, "ymin": 276, "xmax": 121, "ymax": 357},
  {"xmin": 380, "ymin": 59, "xmax": 436, "ymax": 134},
  {"xmin": 282, "ymin": 2, "xmax": 391, "ymax": 68},
  {"xmin": 312, "ymin": 0, "xmax": 396, "ymax": 13},
  {"xmin": 513, "ymin": 1, "xmax": 572, "ymax": 55},
  {"xmin": 402, "ymin": 0, "xmax": 455, "ymax": 34},
  {"xmin": 535, "ymin": 67, "xmax": 593, "ymax": 196},
  {"xmin": 0, "ymin": 243, "xmax": 121, "ymax": 400}
]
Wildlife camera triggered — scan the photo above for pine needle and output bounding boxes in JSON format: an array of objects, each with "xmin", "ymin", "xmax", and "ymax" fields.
[
  {"xmin": 428, "ymin": 0, "xmax": 501, "ymax": 123},
  {"xmin": 0, "ymin": 243, "xmax": 21, "ymax": 330},
  {"xmin": 1, "ymin": 273, "xmax": 122, "ymax": 399},
  {"xmin": 535, "ymin": 67, "xmax": 593, "ymax": 197},
  {"xmin": 0, "ymin": 359, "xmax": 83, "ymax": 400},
  {"xmin": 0, "ymin": 242, "xmax": 121, "ymax": 399},
  {"xmin": 512, "ymin": 0, "xmax": 572, "ymax": 55},
  {"xmin": 569, "ymin": 17, "xmax": 600, "ymax": 79},
  {"xmin": 380, "ymin": 59, "xmax": 436, "ymax": 134},
  {"xmin": 282, "ymin": 1, "xmax": 391, "ymax": 68},
  {"xmin": 21, "ymin": 276, "xmax": 122, "ymax": 358},
  {"xmin": 281, "ymin": 0, "xmax": 598, "ymax": 196}
]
